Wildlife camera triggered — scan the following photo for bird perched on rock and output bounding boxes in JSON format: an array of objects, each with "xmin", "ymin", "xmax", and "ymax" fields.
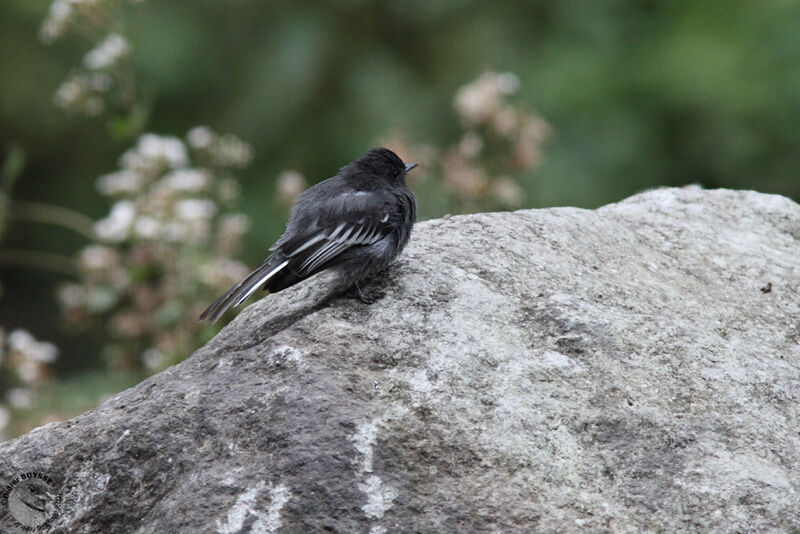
[{"xmin": 200, "ymin": 147, "xmax": 418, "ymax": 323}]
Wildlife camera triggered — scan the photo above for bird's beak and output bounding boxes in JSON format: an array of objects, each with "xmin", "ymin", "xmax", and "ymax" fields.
[{"xmin": 404, "ymin": 162, "xmax": 418, "ymax": 173}]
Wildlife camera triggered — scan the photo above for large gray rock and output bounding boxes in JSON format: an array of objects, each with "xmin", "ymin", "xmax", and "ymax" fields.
[{"xmin": 1, "ymin": 187, "xmax": 799, "ymax": 533}]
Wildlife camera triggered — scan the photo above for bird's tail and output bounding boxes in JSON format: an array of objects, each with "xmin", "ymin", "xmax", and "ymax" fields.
[{"xmin": 199, "ymin": 258, "xmax": 289, "ymax": 323}]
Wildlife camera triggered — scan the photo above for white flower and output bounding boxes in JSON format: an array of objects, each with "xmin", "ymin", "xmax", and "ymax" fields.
[
  {"xmin": 57, "ymin": 284, "xmax": 86, "ymax": 309},
  {"xmin": 94, "ymin": 200, "xmax": 136, "ymax": 242},
  {"xmin": 8, "ymin": 329, "xmax": 58, "ymax": 364},
  {"xmin": 122, "ymin": 134, "xmax": 189, "ymax": 172},
  {"xmin": 454, "ymin": 71, "xmax": 520, "ymax": 125},
  {"xmin": 276, "ymin": 170, "xmax": 306, "ymax": 205},
  {"xmin": 83, "ymin": 34, "xmax": 130, "ymax": 70},
  {"xmin": 142, "ymin": 348, "xmax": 165, "ymax": 371},
  {"xmin": 79, "ymin": 245, "xmax": 119, "ymax": 271},
  {"xmin": 40, "ymin": 0, "xmax": 74, "ymax": 43},
  {"xmin": 200, "ymin": 257, "xmax": 251, "ymax": 287},
  {"xmin": 215, "ymin": 214, "xmax": 251, "ymax": 254},
  {"xmin": 217, "ymin": 213, "xmax": 250, "ymax": 239},
  {"xmin": 491, "ymin": 107, "xmax": 518, "ymax": 137},
  {"xmin": 217, "ymin": 178, "xmax": 241, "ymax": 203},
  {"xmin": 162, "ymin": 220, "xmax": 211, "ymax": 243},
  {"xmin": 40, "ymin": 0, "xmax": 106, "ymax": 43},
  {"xmin": 458, "ymin": 132, "xmax": 483, "ymax": 159},
  {"xmin": 16, "ymin": 361, "xmax": 44, "ymax": 385},
  {"xmin": 138, "ymin": 134, "xmax": 189, "ymax": 169},
  {"xmin": 133, "ymin": 216, "xmax": 162, "ymax": 239},
  {"xmin": 54, "ymin": 78, "xmax": 84, "ymax": 108},
  {"xmin": 495, "ymin": 72, "xmax": 520, "ymax": 94},
  {"xmin": 7, "ymin": 388, "xmax": 34, "ymax": 409},
  {"xmin": 175, "ymin": 199, "xmax": 217, "ymax": 220},
  {"xmin": 97, "ymin": 170, "xmax": 142, "ymax": 196},
  {"xmin": 8, "ymin": 330, "xmax": 35, "ymax": 353},
  {"xmin": 162, "ymin": 221, "xmax": 190, "ymax": 242},
  {"xmin": 162, "ymin": 219, "xmax": 211, "ymax": 245},
  {"xmin": 213, "ymin": 135, "xmax": 254, "ymax": 168},
  {"xmin": 54, "ymin": 73, "xmax": 113, "ymax": 116},
  {"xmin": 187, "ymin": 126, "xmax": 215, "ymax": 149},
  {"xmin": 514, "ymin": 116, "xmax": 551, "ymax": 170},
  {"xmin": 160, "ymin": 169, "xmax": 211, "ymax": 193},
  {"xmin": 491, "ymin": 177, "xmax": 525, "ymax": 208}
]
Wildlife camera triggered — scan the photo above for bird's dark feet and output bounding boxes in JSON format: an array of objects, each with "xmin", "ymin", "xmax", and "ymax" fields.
[{"xmin": 346, "ymin": 283, "xmax": 383, "ymax": 304}]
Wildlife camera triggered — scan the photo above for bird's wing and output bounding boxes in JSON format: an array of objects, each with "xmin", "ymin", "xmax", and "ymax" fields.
[
  {"xmin": 275, "ymin": 189, "xmax": 395, "ymax": 276},
  {"xmin": 199, "ymin": 188, "xmax": 395, "ymax": 322}
]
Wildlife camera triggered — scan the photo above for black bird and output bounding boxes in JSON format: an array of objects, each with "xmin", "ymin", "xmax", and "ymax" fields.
[{"xmin": 200, "ymin": 147, "xmax": 418, "ymax": 323}]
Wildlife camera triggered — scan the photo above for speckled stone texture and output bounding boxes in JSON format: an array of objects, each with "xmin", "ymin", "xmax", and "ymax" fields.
[{"xmin": 1, "ymin": 187, "xmax": 799, "ymax": 533}]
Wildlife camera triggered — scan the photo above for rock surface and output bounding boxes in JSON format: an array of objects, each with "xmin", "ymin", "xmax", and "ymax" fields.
[{"xmin": 1, "ymin": 187, "xmax": 799, "ymax": 533}]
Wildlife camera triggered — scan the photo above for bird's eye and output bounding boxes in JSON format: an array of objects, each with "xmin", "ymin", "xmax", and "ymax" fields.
[{"xmin": 29, "ymin": 487, "xmax": 36, "ymax": 493}]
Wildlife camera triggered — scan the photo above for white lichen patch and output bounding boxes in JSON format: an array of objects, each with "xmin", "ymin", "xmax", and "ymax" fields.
[
  {"xmin": 358, "ymin": 475, "xmax": 398, "ymax": 519},
  {"xmin": 352, "ymin": 421, "xmax": 378, "ymax": 473},
  {"xmin": 543, "ymin": 350, "xmax": 583, "ymax": 372},
  {"xmin": 253, "ymin": 485, "xmax": 292, "ymax": 534},
  {"xmin": 350, "ymin": 421, "xmax": 397, "ymax": 521},
  {"xmin": 216, "ymin": 481, "xmax": 291, "ymax": 534},
  {"xmin": 271, "ymin": 345, "xmax": 304, "ymax": 367}
]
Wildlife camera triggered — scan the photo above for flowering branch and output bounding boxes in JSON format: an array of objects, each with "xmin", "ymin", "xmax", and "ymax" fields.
[
  {"xmin": 378, "ymin": 71, "xmax": 551, "ymax": 215},
  {"xmin": 58, "ymin": 129, "xmax": 254, "ymax": 371}
]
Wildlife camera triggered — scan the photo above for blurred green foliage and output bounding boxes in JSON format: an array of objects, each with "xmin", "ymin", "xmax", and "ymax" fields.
[
  {"xmin": 1, "ymin": 0, "xmax": 800, "ymax": 437},
  {"xmin": 0, "ymin": 145, "xmax": 26, "ymax": 246}
]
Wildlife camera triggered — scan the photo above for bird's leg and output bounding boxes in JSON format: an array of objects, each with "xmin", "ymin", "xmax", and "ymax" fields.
[
  {"xmin": 355, "ymin": 282, "xmax": 377, "ymax": 304},
  {"xmin": 347, "ymin": 282, "xmax": 381, "ymax": 304}
]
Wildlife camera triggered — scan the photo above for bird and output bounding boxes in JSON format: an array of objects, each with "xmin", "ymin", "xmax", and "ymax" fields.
[{"xmin": 200, "ymin": 147, "xmax": 418, "ymax": 323}]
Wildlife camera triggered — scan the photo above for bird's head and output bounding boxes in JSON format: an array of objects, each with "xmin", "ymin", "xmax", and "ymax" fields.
[{"xmin": 355, "ymin": 147, "xmax": 418, "ymax": 183}]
